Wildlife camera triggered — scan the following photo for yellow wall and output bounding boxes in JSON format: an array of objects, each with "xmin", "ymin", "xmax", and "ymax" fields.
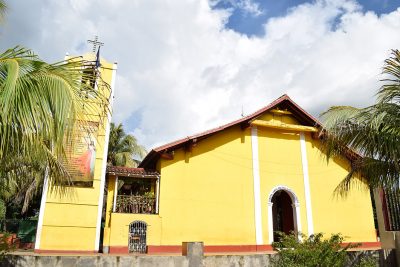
[
  {"xmin": 306, "ymin": 135, "xmax": 376, "ymax": 242},
  {"xmin": 37, "ymin": 55, "xmax": 115, "ymax": 251},
  {"xmin": 106, "ymin": 112, "xmax": 376, "ymax": 248},
  {"xmin": 109, "ymin": 213, "xmax": 163, "ymax": 247},
  {"xmin": 103, "ymin": 175, "xmax": 116, "ymax": 249},
  {"xmin": 257, "ymin": 128, "xmax": 308, "ymax": 242}
]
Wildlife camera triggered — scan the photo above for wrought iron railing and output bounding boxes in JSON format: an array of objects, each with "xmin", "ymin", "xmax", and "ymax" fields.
[{"xmin": 115, "ymin": 195, "xmax": 157, "ymax": 214}]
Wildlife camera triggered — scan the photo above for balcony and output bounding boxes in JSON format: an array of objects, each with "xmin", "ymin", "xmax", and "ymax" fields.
[
  {"xmin": 115, "ymin": 195, "xmax": 157, "ymax": 214},
  {"xmin": 106, "ymin": 166, "xmax": 160, "ymax": 215}
]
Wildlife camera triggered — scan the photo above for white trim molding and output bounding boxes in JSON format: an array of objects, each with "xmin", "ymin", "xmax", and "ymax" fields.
[
  {"xmin": 94, "ymin": 62, "xmax": 118, "ymax": 252},
  {"xmin": 112, "ymin": 176, "xmax": 118, "ymax": 212},
  {"xmin": 267, "ymin": 185, "xmax": 302, "ymax": 243},
  {"xmin": 251, "ymin": 126, "xmax": 263, "ymax": 245},
  {"xmin": 293, "ymin": 202, "xmax": 302, "ymax": 241},
  {"xmin": 299, "ymin": 132, "xmax": 314, "ymax": 236},
  {"xmin": 267, "ymin": 202, "xmax": 274, "ymax": 244},
  {"xmin": 34, "ymin": 168, "xmax": 50, "ymax": 250},
  {"xmin": 155, "ymin": 175, "xmax": 161, "ymax": 213}
]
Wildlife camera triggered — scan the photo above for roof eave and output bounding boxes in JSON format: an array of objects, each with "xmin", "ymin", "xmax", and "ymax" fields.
[{"xmin": 140, "ymin": 94, "xmax": 323, "ymax": 169}]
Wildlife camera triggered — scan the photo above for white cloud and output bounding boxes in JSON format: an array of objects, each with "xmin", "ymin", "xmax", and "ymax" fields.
[
  {"xmin": 1, "ymin": 0, "xmax": 399, "ymax": 149},
  {"xmin": 236, "ymin": 0, "xmax": 264, "ymax": 17},
  {"xmin": 210, "ymin": 0, "xmax": 264, "ymax": 17}
]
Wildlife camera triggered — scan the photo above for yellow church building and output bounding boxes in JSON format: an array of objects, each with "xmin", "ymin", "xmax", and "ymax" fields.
[
  {"xmin": 33, "ymin": 50, "xmax": 378, "ymax": 254},
  {"xmin": 101, "ymin": 94, "xmax": 379, "ymax": 254}
]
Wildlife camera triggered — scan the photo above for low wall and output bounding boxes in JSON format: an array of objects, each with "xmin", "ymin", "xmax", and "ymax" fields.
[
  {"xmin": 1, "ymin": 255, "xmax": 189, "ymax": 267},
  {"xmin": 1, "ymin": 254, "xmax": 274, "ymax": 267},
  {"xmin": 1, "ymin": 252, "xmax": 385, "ymax": 267},
  {"xmin": 1, "ymin": 242, "xmax": 385, "ymax": 267}
]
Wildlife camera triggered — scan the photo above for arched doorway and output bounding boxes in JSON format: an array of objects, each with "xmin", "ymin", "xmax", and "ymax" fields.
[
  {"xmin": 268, "ymin": 186, "xmax": 301, "ymax": 243},
  {"xmin": 271, "ymin": 190, "xmax": 295, "ymax": 242}
]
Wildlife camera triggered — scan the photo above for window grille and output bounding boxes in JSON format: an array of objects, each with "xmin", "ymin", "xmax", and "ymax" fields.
[{"xmin": 128, "ymin": 221, "xmax": 147, "ymax": 253}]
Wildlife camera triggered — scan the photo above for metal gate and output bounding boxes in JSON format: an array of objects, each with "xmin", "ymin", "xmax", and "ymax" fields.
[{"xmin": 128, "ymin": 221, "xmax": 147, "ymax": 253}]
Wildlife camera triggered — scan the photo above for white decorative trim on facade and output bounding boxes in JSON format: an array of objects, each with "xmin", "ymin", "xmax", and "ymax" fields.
[
  {"xmin": 293, "ymin": 202, "xmax": 302, "ymax": 241},
  {"xmin": 267, "ymin": 185, "xmax": 302, "ymax": 244},
  {"xmin": 299, "ymin": 132, "xmax": 314, "ymax": 236},
  {"xmin": 113, "ymin": 176, "xmax": 119, "ymax": 212},
  {"xmin": 268, "ymin": 185, "xmax": 299, "ymax": 203},
  {"xmin": 267, "ymin": 202, "xmax": 274, "ymax": 244},
  {"xmin": 34, "ymin": 168, "xmax": 50, "ymax": 250},
  {"xmin": 94, "ymin": 62, "xmax": 118, "ymax": 252},
  {"xmin": 155, "ymin": 175, "xmax": 161, "ymax": 213},
  {"xmin": 251, "ymin": 126, "xmax": 264, "ymax": 245}
]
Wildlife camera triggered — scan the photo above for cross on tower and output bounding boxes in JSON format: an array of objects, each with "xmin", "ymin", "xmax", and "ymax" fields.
[{"xmin": 87, "ymin": 35, "xmax": 104, "ymax": 53}]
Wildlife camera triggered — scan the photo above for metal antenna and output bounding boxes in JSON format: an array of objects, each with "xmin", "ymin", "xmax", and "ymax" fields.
[{"xmin": 87, "ymin": 35, "xmax": 104, "ymax": 53}]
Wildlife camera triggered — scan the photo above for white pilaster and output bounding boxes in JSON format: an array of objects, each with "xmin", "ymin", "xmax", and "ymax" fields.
[
  {"xmin": 251, "ymin": 126, "xmax": 263, "ymax": 245},
  {"xmin": 94, "ymin": 63, "xmax": 118, "ymax": 251},
  {"xmin": 34, "ymin": 168, "xmax": 49, "ymax": 250},
  {"xmin": 294, "ymin": 203, "xmax": 302, "ymax": 241},
  {"xmin": 155, "ymin": 176, "xmax": 160, "ymax": 213},
  {"xmin": 267, "ymin": 202, "xmax": 274, "ymax": 244},
  {"xmin": 299, "ymin": 132, "xmax": 314, "ymax": 236},
  {"xmin": 112, "ymin": 176, "xmax": 118, "ymax": 212}
]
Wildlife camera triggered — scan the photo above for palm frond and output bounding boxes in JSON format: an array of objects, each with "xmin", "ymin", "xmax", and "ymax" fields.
[
  {"xmin": 0, "ymin": 1, "xmax": 6, "ymax": 22},
  {"xmin": 0, "ymin": 46, "xmax": 111, "ymax": 194},
  {"xmin": 321, "ymin": 49, "xmax": 400, "ymax": 195},
  {"xmin": 107, "ymin": 123, "xmax": 147, "ymax": 167}
]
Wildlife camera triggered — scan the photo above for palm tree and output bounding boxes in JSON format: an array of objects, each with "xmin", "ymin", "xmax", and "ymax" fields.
[
  {"xmin": 0, "ymin": 0, "xmax": 110, "ymax": 216},
  {"xmin": 321, "ymin": 49, "xmax": 400, "ymax": 195},
  {"xmin": 107, "ymin": 123, "xmax": 147, "ymax": 167},
  {"xmin": 0, "ymin": 46, "xmax": 109, "ymax": 182}
]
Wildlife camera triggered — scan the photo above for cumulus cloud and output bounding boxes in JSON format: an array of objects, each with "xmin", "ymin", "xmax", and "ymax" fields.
[
  {"xmin": 211, "ymin": 0, "xmax": 264, "ymax": 17},
  {"xmin": 1, "ymin": 0, "xmax": 399, "ymax": 149}
]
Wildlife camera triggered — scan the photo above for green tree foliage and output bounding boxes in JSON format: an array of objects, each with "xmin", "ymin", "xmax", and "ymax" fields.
[
  {"xmin": 272, "ymin": 232, "xmax": 376, "ymax": 267},
  {"xmin": 0, "ymin": 1, "xmax": 110, "ymax": 215},
  {"xmin": 0, "ymin": 165, "xmax": 43, "ymax": 216},
  {"xmin": 0, "ymin": 200, "xmax": 5, "ymax": 220},
  {"xmin": 107, "ymin": 123, "xmax": 147, "ymax": 167},
  {"xmin": 321, "ymin": 49, "xmax": 400, "ymax": 194}
]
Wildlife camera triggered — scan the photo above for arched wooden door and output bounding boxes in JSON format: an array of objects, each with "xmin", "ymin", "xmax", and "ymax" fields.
[{"xmin": 271, "ymin": 190, "xmax": 295, "ymax": 242}]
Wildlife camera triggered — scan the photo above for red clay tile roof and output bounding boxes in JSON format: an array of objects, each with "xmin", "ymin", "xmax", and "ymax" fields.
[
  {"xmin": 106, "ymin": 165, "xmax": 159, "ymax": 177},
  {"xmin": 139, "ymin": 94, "xmax": 322, "ymax": 169}
]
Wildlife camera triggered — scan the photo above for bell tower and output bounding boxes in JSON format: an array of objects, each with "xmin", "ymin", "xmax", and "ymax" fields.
[{"xmin": 34, "ymin": 38, "xmax": 117, "ymax": 253}]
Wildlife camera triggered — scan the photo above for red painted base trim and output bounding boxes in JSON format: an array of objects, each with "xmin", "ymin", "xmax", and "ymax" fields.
[
  {"xmin": 204, "ymin": 245, "xmax": 273, "ymax": 253},
  {"xmin": 109, "ymin": 246, "xmax": 129, "ymax": 254},
  {"xmin": 111, "ymin": 244, "xmax": 274, "ymax": 254},
  {"xmin": 34, "ymin": 249, "xmax": 97, "ymax": 254},
  {"xmin": 148, "ymin": 245, "xmax": 181, "ymax": 254},
  {"xmin": 342, "ymin": 242, "xmax": 381, "ymax": 249},
  {"xmin": 36, "ymin": 242, "xmax": 380, "ymax": 255}
]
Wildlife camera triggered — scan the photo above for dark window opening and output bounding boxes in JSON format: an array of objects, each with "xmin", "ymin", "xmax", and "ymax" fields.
[{"xmin": 272, "ymin": 190, "xmax": 295, "ymax": 242}]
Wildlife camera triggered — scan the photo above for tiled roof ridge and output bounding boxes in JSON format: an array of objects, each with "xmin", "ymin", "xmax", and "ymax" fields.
[
  {"xmin": 139, "ymin": 94, "xmax": 322, "ymax": 168},
  {"xmin": 153, "ymin": 94, "xmax": 320, "ymax": 152}
]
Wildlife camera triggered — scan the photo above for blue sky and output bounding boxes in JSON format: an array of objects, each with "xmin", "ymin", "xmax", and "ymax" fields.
[{"xmin": 213, "ymin": 0, "xmax": 400, "ymax": 36}]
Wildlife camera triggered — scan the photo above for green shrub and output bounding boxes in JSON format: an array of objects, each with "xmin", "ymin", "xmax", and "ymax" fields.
[{"xmin": 272, "ymin": 232, "xmax": 376, "ymax": 267}]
